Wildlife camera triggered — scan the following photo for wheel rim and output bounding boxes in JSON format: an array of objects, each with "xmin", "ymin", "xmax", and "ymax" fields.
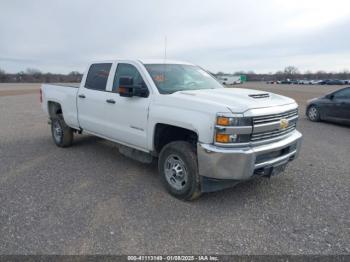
[
  {"xmin": 53, "ymin": 120, "xmax": 63, "ymax": 143},
  {"xmin": 164, "ymin": 154, "xmax": 188, "ymax": 190},
  {"xmin": 308, "ymin": 107, "xmax": 318, "ymax": 120}
]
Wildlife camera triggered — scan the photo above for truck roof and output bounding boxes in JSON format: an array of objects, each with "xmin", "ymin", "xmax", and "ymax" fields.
[
  {"xmin": 89, "ymin": 59, "xmax": 194, "ymax": 66},
  {"xmin": 138, "ymin": 59, "xmax": 194, "ymax": 65}
]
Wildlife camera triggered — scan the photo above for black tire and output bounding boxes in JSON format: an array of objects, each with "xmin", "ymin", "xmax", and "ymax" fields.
[
  {"xmin": 307, "ymin": 105, "xmax": 320, "ymax": 122},
  {"xmin": 51, "ymin": 116, "xmax": 74, "ymax": 147},
  {"xmin": 158, "ymin": 141, "xmax": 201, "ymax": 201}
]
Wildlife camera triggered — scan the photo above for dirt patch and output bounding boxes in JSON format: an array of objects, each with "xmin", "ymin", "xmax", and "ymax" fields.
[{"xmin": 0, "ymin": 89, "xmax": 39, "ymax": 97}]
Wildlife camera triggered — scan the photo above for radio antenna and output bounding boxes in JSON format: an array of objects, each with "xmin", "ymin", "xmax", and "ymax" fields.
[
  {"xmin": 162, "ymin": 36, "xmax": 167, "ymax": 85},
  {"xmin": 164, "ymin": 36, "xmax": 167, "ymax": 63}
]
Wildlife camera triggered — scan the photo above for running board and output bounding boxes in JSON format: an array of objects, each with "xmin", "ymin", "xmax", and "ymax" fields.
[{"xmin": 118, "ymin": 145, "xmax": 154, "ymax": 164}]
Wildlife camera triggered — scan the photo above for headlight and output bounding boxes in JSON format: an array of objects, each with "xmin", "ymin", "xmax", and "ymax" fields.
[
  {"xmin": 216, "ymin": 116, "xmax": 252, "ymax": 126},
  {"xmin": 215, "ymin": 114, "xmax": 252, "ymax": 144},
  {"xmin": 217, "ymin": 116, "xmax": 238, "ymax": 126}
]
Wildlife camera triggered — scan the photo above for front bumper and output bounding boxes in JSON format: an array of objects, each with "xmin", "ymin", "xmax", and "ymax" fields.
[{"xmin": 197, "ymin": 130, "xmax": 302, "ymax": 181}]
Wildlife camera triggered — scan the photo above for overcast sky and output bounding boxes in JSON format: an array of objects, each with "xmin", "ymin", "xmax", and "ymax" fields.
[{"xmin": 1, "ymin": 0, "xmax": 350, "ymax": 74}]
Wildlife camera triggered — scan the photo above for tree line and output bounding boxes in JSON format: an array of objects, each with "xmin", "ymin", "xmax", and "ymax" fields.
[
  {"xmin": 0, "ymin": 68, "xmax": 82, "ymax": 83},
  {"xmin": 216, "ymin": 66, "xmax": 350, "ymax": 81}
]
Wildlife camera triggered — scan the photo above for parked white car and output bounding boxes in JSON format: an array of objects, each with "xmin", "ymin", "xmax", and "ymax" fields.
[
  {"xmin": 298, "ymin": 80, "xmax": 311, "ymax": 85},
  {"xmin": 41, "ymin": 59, "xmax": 302, "ymax": 200},
  {"xmin": 217, "ymin": 75, "xmax": 241, "ymax": 85}
]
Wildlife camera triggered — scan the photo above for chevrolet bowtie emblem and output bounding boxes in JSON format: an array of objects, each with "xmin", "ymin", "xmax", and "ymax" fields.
[{"xmin": 280, "ymin": 118, "xmax": 289, "ymax": 129}]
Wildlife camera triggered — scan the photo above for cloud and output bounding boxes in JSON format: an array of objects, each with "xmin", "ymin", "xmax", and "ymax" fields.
[{"xmin": 0, "ymin": 0, "xmax": 349, "ymax": 73}]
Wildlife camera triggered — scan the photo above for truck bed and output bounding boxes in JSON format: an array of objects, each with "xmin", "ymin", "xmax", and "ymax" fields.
[
  {"xmin": 41, "ymin": 84, "xmax": 80, "ymax": 129},
  {"xmin": 49, "ymin": 83, "xmax": 80, "ymax": 88}
]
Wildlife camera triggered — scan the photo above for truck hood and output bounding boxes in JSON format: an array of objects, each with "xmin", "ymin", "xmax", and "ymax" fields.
[{"xmin": 175, "ymin": 88, "xmax": 296, "ymax": 113}]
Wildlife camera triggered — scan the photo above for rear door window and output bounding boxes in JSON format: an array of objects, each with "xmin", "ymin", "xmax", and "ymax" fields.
[{"xmin": 85, "ymin": 63, "xmax": 112, "ymax": 91}]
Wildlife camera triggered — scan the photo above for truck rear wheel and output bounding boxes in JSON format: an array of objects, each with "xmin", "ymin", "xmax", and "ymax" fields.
[
  {"xmin": 51, "ymin": 116, "xmax": 73, "ymax": 147},
  {"xmin": 158, "ymin": 141, "xmax": 201, "ymax": 200}
]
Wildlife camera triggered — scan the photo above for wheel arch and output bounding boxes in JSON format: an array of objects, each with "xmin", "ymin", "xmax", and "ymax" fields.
[
  {"xmin": 48, "ymin": 101, "xmax": 63, "ymax": 118},
  {"xmin": 153, "ymin": 123, "xmax": 199, "ymax": 155}
]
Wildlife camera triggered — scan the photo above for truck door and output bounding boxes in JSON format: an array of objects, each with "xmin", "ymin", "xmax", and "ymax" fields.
[
  {"xmin": 102, "ymin": 62, "xmax": 151, "ymax": 150},
  {"xmin": 77, "ymin": 63, "xmax": 113, "ymax": 135}
]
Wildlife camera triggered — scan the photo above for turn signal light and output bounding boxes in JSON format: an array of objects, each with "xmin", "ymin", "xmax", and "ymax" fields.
[
  {"xmin": 216, "ymin": 134, "xmax": 230, "ymax": 143},
  {"xmin": 217, "ymin": 116, "xmax": 230, "ymax": 126}
]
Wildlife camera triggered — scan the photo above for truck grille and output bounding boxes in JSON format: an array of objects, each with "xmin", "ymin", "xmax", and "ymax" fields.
[
  {"xmin": 251, "ymin": 124, "xmax": 296, "ymax": 141},
  {"xmin": 253, "ymin": 109, "xmax": 298, "ymax": 125},
  {"xmin": 251, "ymin": 109, "xmax": 298, "ymax": 142}
]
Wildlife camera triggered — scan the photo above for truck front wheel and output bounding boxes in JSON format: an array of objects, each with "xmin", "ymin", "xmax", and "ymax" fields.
[
  {"xmin": 51, "ymin": 117, "xmax": 73, "ymax": 147},
  {"xmin": 158, "ymin": 141, "xmax": 201, "ymax": 200}
]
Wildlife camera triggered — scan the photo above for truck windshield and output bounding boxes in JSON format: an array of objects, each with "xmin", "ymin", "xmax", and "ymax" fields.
[{"xmin": 144, "ymin": 64, "xmax": 223, "ymax": 94}]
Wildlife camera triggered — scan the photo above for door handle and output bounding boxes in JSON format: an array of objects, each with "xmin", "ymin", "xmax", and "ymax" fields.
[
  {"xmin": 78, "ymin": 94, "xmax": 86, "ymax": 98},
  {"xmin": 106, "ymin": 99, "xmax": 116, "ymax": 104}
]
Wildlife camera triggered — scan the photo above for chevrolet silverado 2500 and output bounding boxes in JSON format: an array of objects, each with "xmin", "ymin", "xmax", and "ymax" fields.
[{"xmin": 41, "ymin": 59, "xmax": 302, "ymax": 200}]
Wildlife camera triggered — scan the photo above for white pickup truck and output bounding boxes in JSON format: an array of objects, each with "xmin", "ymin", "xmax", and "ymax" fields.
[{"xmin": 41, "ymin": 59, "xmax": 302, "ymax": 200}]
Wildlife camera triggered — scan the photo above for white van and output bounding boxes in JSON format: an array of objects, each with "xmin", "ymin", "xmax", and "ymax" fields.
[{"xmin": 218, "ymin": 75, "xmax": 241, "ymax": 85}]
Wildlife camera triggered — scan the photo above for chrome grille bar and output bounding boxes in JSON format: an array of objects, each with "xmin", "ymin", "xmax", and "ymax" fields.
[
  {"xmin": 251, "ymin": 125, "xmax": 296, "ymax": 141},
  {"xmin": 253, "ymin": 109, "xmax": 298, "ymax": 125}
]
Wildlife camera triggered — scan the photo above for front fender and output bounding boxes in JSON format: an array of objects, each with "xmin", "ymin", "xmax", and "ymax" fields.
[{"xmin": 147, "ymin": 104, "xmax": 216, "ymax": 151}]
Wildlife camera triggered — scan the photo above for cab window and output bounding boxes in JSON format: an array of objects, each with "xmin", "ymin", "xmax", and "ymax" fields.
[
  {"xmin": 112, "ymin": 63, "xmax": 146, "ymax": 92},
  {"xmin": 85, "ymin": 63, "xmax": 112, "ymax": 91}
]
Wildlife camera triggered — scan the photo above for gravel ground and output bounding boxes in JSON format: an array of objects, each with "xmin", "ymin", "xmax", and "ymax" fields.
[{"xmin": 0, "ymin": 83, "xmax": 349, "ymax": 255}]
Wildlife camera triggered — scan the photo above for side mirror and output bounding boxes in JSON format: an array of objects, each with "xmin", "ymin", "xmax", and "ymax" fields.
[
  {"xmin": 327, "ymin": 94, "xmax": 334, "ymax": 100},
  {"xmin": 118, "ymin": 76, "xmax": 149, "ymax": 98},
  {"xmin": 118, "ymin": 77, "xmax": 134, "ymax": 97}
]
